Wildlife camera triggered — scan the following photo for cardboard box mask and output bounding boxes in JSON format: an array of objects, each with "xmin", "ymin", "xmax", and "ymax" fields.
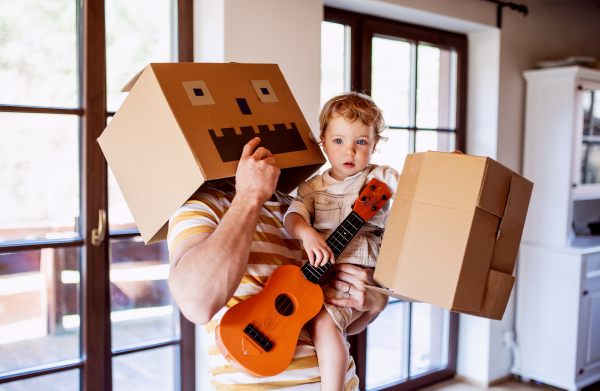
[
  {"xmin": 98, "ymin": 63, "xmax": 326, "ymax": 244},
  {"xmin": 366, "ymin": 152, "xmax": 533, "ymax": 320}
]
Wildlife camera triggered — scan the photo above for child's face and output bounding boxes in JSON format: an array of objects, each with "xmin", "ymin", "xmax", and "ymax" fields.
[{"xmin": 321, "ymin": 114, "xmax": 377, "ymax": 181}]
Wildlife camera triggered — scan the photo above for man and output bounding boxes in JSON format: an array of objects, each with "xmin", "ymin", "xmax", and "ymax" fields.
[{"xmin": 168, "ymin": 138, "xmax": 389, "ymax": 390}]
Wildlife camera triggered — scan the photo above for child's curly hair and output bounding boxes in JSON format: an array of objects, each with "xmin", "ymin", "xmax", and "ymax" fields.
[{"xmin": 318, "ymin": 92, "xmax": 387, "ymax": 144}]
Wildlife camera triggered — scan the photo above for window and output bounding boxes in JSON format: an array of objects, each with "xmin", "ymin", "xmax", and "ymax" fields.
[
  {"xmin": 322, "ymin": 7, "xmax": 464, "ymax": 391},
  {"xmin": 0, "ymin": 1, "xmax": 194, "ymax": 390}
]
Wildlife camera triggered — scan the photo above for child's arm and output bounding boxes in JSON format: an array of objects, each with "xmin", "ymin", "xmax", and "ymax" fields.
[{"xmin": 284, "ymin": 213, "xmax": 334, "ymax": 267}]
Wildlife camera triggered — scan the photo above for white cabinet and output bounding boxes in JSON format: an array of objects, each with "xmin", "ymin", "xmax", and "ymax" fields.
[
  {"xmin": 515, "ymin": 67, "xmax": 600, "ymax": 391},
  {"xmin": 580, "ymin": 253, "xmax": 600, "ymax": 376}
]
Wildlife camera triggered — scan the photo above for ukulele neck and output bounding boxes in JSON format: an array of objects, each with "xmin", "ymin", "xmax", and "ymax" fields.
[{"xmin": 300, "ymin": 211, "xmax": 366, "ymax": 284}]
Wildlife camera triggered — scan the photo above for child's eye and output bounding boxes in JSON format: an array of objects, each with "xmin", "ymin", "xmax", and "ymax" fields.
[
  {"xmin": 334, "ymin": 139, "xmax": 343, "ymax": 144},
  {"xmin": 357, "ymin": 140, "xmax": 367, "ymax": 145}
]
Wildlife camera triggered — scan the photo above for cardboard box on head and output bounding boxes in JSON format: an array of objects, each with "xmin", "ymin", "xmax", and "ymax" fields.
[
  {"xmin": 98, "ymin": 63, "xmax": 326, "ymax": 244},
  {"xmin": 365, "ymin": 152, "xmax": 533, "ymax": 321}
]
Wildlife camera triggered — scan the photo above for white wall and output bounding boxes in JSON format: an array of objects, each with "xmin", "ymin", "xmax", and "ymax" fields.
[{"xmin": 195, "ymin": 0, "xmax": 322, "ymax": 133}]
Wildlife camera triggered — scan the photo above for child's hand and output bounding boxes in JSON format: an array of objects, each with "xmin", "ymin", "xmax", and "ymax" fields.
[{"xmin": 300, "ymin": 228, "xmax": 335, "ymax": 268}]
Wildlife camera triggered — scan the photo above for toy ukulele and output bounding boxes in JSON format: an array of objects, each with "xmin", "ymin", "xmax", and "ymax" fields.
[{"xmin": 215, "ymin": 178, "xmax": 392, "ymax": 377}]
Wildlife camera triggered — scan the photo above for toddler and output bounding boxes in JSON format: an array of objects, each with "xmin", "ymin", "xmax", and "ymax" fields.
[{"xmin": 283, "ymin": 92, "xmax": 399, "ymax": 390}]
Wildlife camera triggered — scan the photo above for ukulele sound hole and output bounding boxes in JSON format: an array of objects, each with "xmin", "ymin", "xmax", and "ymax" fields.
[{"xmin": 275, "ymin": 294, "xmax": 294, "ymax": 316}]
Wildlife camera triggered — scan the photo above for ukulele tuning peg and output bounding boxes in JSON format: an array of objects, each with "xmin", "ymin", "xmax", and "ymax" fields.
[
  {"xmin": 361, "ymin": 196, "xmax": 367, "ymax": 201},
  {"xmin": 381, "ymin": 195, "xmax": 387, "ymax": 200},
  {"xmin": 370, "ymin": 185, "xmax": 375, "ymax": 190},
  {"xmin": 372, "ymin": 206, "xmax": 377, "ymax": 211}
]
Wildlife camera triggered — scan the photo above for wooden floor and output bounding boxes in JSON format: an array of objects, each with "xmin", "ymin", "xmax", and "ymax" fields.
[{"xmin": 420, "ymin": 378, "xmax": 600, "ymax": 391}]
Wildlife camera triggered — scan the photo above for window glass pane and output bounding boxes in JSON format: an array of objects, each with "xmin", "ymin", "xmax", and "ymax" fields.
[
  {"xmin": 110, "ymin": 237, "xmax": 179, "ymax": 348},
  {"xmin": 106, "ymin": 0, "xmax": 173, "ymax": 112},
  {"xmin": 109, "ymin": 168, "xmax": 136, "ymax": 233},
  {"xmin": 366, "ymin": 301, "xmax": 409, "ymax": 389},
  {"xmin": 321, "ymin": 21, "xmax": 347, "ymax": 106},
  {"xmin": 371, "ymin": 37, "xmax": 411, "ymax": 128},
  {"xmin": 416, "ymin": 45, "xmax": 439, "ymax": 129},
  {"xmin": 415, "ymin": 130, "xmax": 455, "ymax": 153},
  {"xmin": 594, "ymin": 91, "xmax": 600, "ymax": 136},
  {"xmin": 0, "ymin": 369, "xmax": 79, "ymax": 391},
  {"xmin": 113, "ymin": 346, "xmax": 176, "ymax": 391},
  {"xmin": 583, "ymin": 90, "xmax": 600, "ymax": 136},
  {"xmin": 370, "ymin": 129, "xmax": 409, "ymax": 169},
  {"xmin": 416, "ymin": 45, "xmax": 456, "ymax": 130},
  {"xmin": 0, "ymin": 247, "xmax": 80, "ymax": 373},
  {"xmin": 0, "ymin": 0, "xmax": 78, "ymax": 108},
  {"xmin": 0, "ymin": 113, "xmax": 80, "ymax": 243},
  {"xmin": 410, "ymin": 303, "xmax": 449, "ymax": 376},
  {"xmin": 582, "ymin": 142, "xmax": 600, "ymax": 185}
]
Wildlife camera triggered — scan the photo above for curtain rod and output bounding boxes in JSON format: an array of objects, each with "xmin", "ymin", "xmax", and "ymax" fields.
[{"xmin": 482, "ymin": 0, "xmax": 529, "ymax": 28}]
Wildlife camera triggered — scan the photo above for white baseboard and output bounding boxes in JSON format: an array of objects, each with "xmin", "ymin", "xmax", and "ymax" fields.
[{"xmin": 454, "ymin": 374, "xmax": 515, "ymax": 389}]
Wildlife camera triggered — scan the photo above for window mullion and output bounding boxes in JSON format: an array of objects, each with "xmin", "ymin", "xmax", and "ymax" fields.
[
  {"xmin": 344, "ymin": 25, "xmax": 352, "ymax": 92},
  {"xmin": 176, "ymin": 1, "xmax": 195, "ymax": 390},
  {"xmin": 406, "ymin": 302, "xmax": 413, "ymax": 378},
  {"xmin": 81, "ymin": 0, "xmax": 111, "ymax": 390},
  {"xmin": 409, "ymin": 43, "xmax": 417, "ymax": 154}
]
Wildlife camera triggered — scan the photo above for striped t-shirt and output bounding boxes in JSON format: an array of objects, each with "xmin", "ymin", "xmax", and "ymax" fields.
[{"xmin": 168, "ymin": 179, "xmax": 359, "ymax": 390}]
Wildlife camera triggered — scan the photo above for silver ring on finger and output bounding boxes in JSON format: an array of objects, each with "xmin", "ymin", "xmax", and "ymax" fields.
[{"xmin": 345, "ymin": 282, "xmax": 353, "ymax": 294}]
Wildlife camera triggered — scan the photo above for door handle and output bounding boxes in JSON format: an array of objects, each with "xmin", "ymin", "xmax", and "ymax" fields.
[{"xmin": 91, "ymin": 209, "xmax": 106, "ymax": 247}]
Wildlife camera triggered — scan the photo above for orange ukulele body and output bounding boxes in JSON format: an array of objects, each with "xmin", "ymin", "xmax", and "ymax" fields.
[
  {"xmin": 215, "ymin": 178, "xmax": 392, "ymax": 378},
  {"xmin": 215, "ymin": 265, "xmax": 323, "ymax": 377}
]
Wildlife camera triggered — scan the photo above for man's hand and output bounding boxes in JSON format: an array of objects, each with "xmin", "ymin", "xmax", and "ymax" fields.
[
  {"xmin": 326, "ymin": 263, "xmax": 389, "ymax": 335},
  {"xmin": 326, "ymin": 264, "xmax": 388, "ymax": 314},
  {"xmin": 235, "ymin": 137, "xmax": 280, "ymax": 205}
]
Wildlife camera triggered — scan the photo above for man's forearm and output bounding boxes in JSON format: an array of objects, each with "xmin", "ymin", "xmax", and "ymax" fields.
[{"xmin": 169, "ymin": 194, "xmax": 264, "ymax": 324}]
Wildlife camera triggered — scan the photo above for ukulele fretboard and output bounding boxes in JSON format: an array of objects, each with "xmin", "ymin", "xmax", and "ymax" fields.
[{"xmin": 301, "ymin": 211, "xmax": 365, "ymax": 284}]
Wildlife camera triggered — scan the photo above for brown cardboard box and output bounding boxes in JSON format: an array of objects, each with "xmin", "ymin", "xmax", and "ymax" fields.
[
  {"xmin": 366, "ymin": 152, "xmax": 533, "ymax": 320},
  {"xmin": 98, "ymin": 63, "xmax": 326, "ymax": 244}
]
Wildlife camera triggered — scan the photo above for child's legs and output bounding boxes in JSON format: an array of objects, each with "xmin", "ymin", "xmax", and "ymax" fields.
[{"xmin": 309, "ymin": 307, "xmax": 349, "ymax": 391}]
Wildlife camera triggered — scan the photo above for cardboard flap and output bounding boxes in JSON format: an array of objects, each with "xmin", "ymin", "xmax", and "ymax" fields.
[
  {"xmin": 489, "ymin": 226, "xmax": 524, "ymax": 274},
  {"xmin": 120, "ymin": 68, "xmax": 145, "ymax": 93},
  {"xmin": 456, "ymin": 270, "xmax": 515, "ymax": 321},
  {"xmin": 452, "ymin": 208, "xmax": 499, "ymax": 311},
  {"xmin": 147, "ymin": 221, "xmax": 170, "ymax": 244},
  {"xmin": 363, "ymin": 285, "xmax": 420, "ymax": 302},
  {"xmin": 375, "ymin": 153, "xmax": 424, "ymax": 292},
  {"xmin": 478, "ymin": 159, "xmax": 513, "ymax": 218},
  {"xmin": 496, "ymin": 174, "xmax": 534, "ymax": 239},
  {"xmin": 98, "ymin": 65, "xmax": 204, "ymax": 244}
]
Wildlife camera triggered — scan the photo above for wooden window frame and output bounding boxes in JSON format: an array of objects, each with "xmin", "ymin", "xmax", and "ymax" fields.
[
  {"xmin": 324, "ymin": 7, "xmax": 462, "ymax": 391},
  {"xmin": 325, "ymin": 6, "xmax": 467, "ymax": 153},
  {"xmin": 0, "ymin": 1, "xmax": 194, "ymax": 390}
]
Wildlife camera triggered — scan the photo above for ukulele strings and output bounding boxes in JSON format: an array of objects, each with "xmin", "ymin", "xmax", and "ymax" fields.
[
  {"xmin": 255, "ymin": 216, "xmax": 350, "ymax": 337},
  {"xmin": 264, "ymin": 213, "xmax": 364, "ymax": 343},
  {"xmin": 261, "ymin": 183, "xmax": 374, "ymax": 330},
  {"xmin": 262, "ymin": 212, "xmax": 365, "ymax": 343}
]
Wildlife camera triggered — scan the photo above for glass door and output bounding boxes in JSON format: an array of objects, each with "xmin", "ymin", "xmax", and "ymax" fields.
[
  {"xmin": 322, "ymin": 8, "xmax": 463, "ymax": 391},
  {"xmin": 0, "ymin": 1, "xmax": 194, "ymax": 389},
  {"xmin": 574, "ymin": 80, "xmax": 600, "ymax": 201}
]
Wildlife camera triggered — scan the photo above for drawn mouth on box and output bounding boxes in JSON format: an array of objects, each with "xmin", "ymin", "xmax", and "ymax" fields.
[{"xmin": 208, "ymin": 122, "xmax": 308, "ymax": 162}]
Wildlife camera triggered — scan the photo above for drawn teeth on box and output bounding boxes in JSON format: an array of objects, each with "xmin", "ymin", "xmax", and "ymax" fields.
[{"xmin": 209, "ymin": 123, "xmax": 308, "ymax": 162}]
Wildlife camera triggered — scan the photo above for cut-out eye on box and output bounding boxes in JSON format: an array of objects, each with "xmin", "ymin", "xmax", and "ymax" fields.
[
  {"xmin": 182, "ymin": 80, "xmax": 216, "ymax": 106},
  {"xmin": 251, "ymin": 80, "xmax": 278, "ymax": 103}
]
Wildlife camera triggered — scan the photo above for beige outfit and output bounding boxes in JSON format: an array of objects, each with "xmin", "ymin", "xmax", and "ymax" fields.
[{"xmin": 285, "ymin": 164, "xmax": 399, "ymax": 334}]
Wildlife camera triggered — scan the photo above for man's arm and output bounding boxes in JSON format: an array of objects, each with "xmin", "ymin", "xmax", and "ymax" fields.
[{"xmin": 168, "ymin": 138, "xmax": 280, "ymax": 325}]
